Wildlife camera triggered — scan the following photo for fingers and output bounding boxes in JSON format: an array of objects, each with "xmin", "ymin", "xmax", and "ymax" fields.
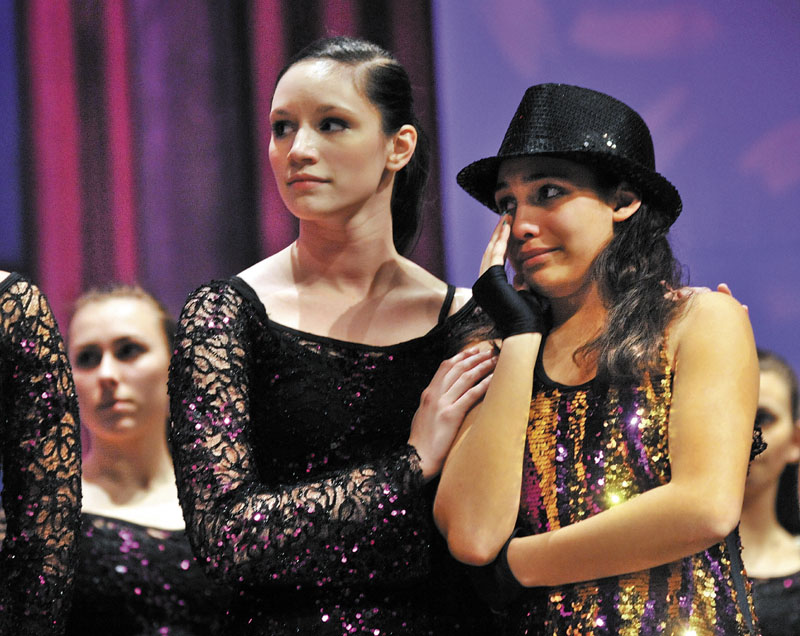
[
  {"xmin": 480, "ymin": 215, "xmax": 511, "ymax": 275},
  {"xmin": 451, "ymin": 372, "xmax": 493, "ymax": 414},
  {"xmin": 716, "ymin": 283, "xmax": 748, "ymax": 314}
]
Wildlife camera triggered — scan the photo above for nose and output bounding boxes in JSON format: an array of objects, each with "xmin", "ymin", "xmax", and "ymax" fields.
[
  {"xmin": 287, "ymin": 125, "xmax": 319, "ymax": 166},
  {"xmin": 96, "ymin": 352, "xmax": 119, "ymax": 387},
  {"xmin": 509, "ymin": 206, "xmax": 541, "ymax": 242}
]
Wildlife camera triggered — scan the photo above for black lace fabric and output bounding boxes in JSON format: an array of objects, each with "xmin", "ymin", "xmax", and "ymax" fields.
[
  {"xmin": 168, "ymin": 278, "xmax": 494, "ymax": 634},
  {"xmin": 65, "ymin": 513, "xmax": 228, "ymax": 635},
  {"xmin": 0, "ymin": 273, "xmax": 82, "ymax": 635}
]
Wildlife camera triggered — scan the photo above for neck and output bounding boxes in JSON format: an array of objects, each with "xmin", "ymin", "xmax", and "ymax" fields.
[
  {"xmin": 539, "ymin": 282, "xmax": 607, "ymax": 382},
  {"xmin": 84, "ymin": 426, "xmax": 174, "ymax": 495},
  {"xmin": 549, "ymin": 282, "xmax": 607, "ymax": 342},
  {"xmin": 293, "ymin": 209, "xmax": 402, "ymax": 296},
  {"xmin": 740, "ymin": 483, "xmax": 783, "ymax": 547}
]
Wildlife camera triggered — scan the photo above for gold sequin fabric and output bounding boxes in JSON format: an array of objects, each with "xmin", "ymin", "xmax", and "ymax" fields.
[
  {"xmin": 504, "ymin": 353, "xmax": 760, "ymax": 635},
  {"xmin": 168, "ymin": 278, "xmax": 495, "ymax": 635},
  {"xmin": 0, "ymin": 273, "xmax": 82, "ymax": 635}
]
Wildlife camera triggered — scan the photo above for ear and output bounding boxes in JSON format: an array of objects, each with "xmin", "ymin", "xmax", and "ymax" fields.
[
  {"xmin": 789, "ymin": 421, "xmax": 800, "ymax": 463},
  {"xmin": 611, "ymin": 183, "xmax": 642, "ymax": 223},
  {"xmin": 386, "ymin": 124, "xmax": 418, "ymax": 173}
]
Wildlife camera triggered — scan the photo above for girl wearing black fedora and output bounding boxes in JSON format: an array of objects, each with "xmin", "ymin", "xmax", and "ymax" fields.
[{"xmin": 434, "ymin": 83, "xmax": 763, "ymax": 634}]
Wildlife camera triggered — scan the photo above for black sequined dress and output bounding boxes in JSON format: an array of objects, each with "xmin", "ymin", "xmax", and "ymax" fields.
[
  {"xmin": 65, "ymin": 512, "xmax": 227, "ymax": 635},
  {"xmin": 0, "ymin": 273, "xmax": 82, "ymax": 635},
  {"xmin": 750, "ymin": 557, "xmax": 800, "ymax": 636},
  {"xmin": 168, "ymin": 277, "xmax": 494, "ymax": 635}
]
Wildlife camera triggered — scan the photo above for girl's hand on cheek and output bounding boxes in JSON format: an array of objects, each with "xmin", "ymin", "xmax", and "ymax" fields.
[{"xmin": 480, "ymin": 215, "xmax": 511, "ymax": 275}]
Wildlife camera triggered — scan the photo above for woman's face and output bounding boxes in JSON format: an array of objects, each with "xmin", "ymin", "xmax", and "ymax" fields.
[
  {"xmin": 268, "ymin": 59, "xmax": 396, "ymax": 221},
  {"xmin": 745, "ymin": 370, "xmax": 800, "ymax": 495},
  {"xmin": 69, "ymin": 297, "xmax": 170, "ymax": 442},
  {"xmin": 495, "ymin": 156, "xmax": 621, "ymax": 299}
]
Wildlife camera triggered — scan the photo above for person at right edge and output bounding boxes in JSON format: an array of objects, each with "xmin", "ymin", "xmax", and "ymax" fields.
[
  {"xmin": 434, "ymin": 83, "xmax": 764, "ymax": 635},
  {"xmin": 740, "ymin": 349, "xmax": 800, "ymax": 635}
]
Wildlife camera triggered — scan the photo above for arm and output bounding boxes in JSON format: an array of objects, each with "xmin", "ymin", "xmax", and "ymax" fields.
[
  {"xmin": 168, "ymin": 283, "xmax": 491, "ymax": 586},
  {"xmin": 434, "ymin": 218, "xmax": 543, "ymax": 564},
  {"xmin": 0, "ymin": 277, "xmax": 82, "ymax": 635},
  {"xmin": 507, "ymin": 291, "xmax": 758, "ymax": 586}
]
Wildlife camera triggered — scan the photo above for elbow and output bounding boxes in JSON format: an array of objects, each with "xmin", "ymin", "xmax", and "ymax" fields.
[
  {"xmin": 688, "ymin": 496, "xmax": 742, "ymax": 548},
  {"xmin": 433, "ymin": 496, "xmax": 513, "ymax": 566},
  {"xmin": 446, "ymin": 532, "xmax": 503, "ymax": 566},
  {"xmin": 435, "ymin": 508, "xmax": 506, "ymax": 566}
]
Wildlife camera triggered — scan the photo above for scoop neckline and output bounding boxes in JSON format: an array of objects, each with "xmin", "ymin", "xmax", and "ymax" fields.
[
  {"xmin": 226, "ymin": 275, "xmax": 475, "ymax": 352},
  {"xmin": 534, "ymin": 352, "xmax": 597, "ymax": 391}
]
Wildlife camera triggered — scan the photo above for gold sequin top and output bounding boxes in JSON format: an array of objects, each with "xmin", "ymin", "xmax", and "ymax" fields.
[{"xmin": 503, "ymin": 349, "xmax": 760, "ymax": 636}]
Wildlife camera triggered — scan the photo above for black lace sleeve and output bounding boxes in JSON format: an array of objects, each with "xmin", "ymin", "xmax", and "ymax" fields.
[
  {"xmin": 0, "ymin": 275, "xmax": 82, "ymax": 636},
  {"xmin": 168, "ymin": 284, "xmax": 427, "ymax": 587}
]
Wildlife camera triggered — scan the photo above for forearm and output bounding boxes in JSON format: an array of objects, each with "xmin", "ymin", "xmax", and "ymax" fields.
[
  {"xmin": 508, "ymin": 479, "xmax": 742, "ymax": 587},
  {"xmin": 176, "ymin": 444, "xmax": 428, "ymax": 585},
  {"xmin": 435, "ymin": 333, "xmax": 539, "ymax": 563}
]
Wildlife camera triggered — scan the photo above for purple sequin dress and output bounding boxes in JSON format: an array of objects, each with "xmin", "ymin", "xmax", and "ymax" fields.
[
  {"xmin": 64, "ymin": 513, "xmax": 228, "ymax": 635},
  {"xmin": 168, "ymin": 277, "xmax": 494, "ymax": 635},
  {"xmin": 502, "ymin": 350, "xmax": 761, "ymax": 635},
  {"xmin": 0, "ymin": 273, "xmax": 82, "ymax": 635}
]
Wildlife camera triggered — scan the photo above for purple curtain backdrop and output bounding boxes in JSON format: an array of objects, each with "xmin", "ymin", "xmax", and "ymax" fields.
[
  {"xmin": 433, "ymin": 0, "xmax": 800, "ymax": 374},
  {"xmin": 14, "ymin": 0, "xmax": 443, "ymax": 325},
  {"xmin": 4, "ymin": 0, "xmax": 798, "ymax": 375}
]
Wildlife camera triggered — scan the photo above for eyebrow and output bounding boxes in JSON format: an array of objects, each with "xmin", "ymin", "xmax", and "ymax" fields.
[
  {"xmin": 270, "ymin": 104, "xmax": 353, "ymax": 118},
  {"xmin": 494, "ymin": 171, "xmax": 571, "ymax": 194}
]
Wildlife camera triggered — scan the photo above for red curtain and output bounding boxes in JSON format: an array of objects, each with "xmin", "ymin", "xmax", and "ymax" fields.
[{"xmin": 20, "ymin": 0, "xmax": 443, "ymax": 324}]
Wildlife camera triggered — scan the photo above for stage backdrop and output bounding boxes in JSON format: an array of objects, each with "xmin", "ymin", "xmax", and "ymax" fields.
[
  {"xmin": 0, "ymin": 0, "xmax": 443, "ymax": 326},
  {"xmin": 433, "ymin": 0, "xmax": 800, "ymax": 373},
  {"xmin": 0, "ymin": 1, "xmax": 797, "ymax": 374}
]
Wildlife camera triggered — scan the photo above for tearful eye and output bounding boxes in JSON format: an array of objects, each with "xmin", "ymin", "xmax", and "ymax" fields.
[
  {"xmin": 495, "ymin": 196, "xmax": 516, "ymax": 215},
  {"xmin": 539, "ymin": 185, "xmax": 563, "ymax": 201}
]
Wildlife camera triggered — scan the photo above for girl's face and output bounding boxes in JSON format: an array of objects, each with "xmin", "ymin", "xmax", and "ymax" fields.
[
  {"xmin": 69, "ymin": 297, "xmax": 170, "ymax": 442},
  {"xmin": 745, "ymin": 370, "xmax": 800, "ymax": 495},
  {"xmin": 495, "ymin": 156, "xmax": 633, "ymax": 299},
  {"xmin": 268, "ymin": 59, "xmax": 397, "ymax": 222}
]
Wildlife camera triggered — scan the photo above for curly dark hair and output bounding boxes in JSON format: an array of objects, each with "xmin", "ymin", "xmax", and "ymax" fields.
[{"xmin": 575, "ymin": 171, "xmax": 687, "ymax": 383}]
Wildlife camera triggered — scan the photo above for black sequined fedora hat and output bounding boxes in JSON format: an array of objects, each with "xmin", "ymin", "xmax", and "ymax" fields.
[{"xmin": 457, "ymin": 83, "xmax": 682, "ymax": 223}]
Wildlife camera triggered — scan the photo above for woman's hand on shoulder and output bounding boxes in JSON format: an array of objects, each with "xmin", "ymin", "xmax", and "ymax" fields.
[
  {"xmin": 666, "ymin": 282, "xmax": 748, "ymax": 314},
  {"xmin": 408, "ymin": 345, "xmax": 496, "ymax": 482}
]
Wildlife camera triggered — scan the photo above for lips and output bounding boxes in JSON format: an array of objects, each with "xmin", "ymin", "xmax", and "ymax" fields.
[
  {"xmin": 98, "ymin": 398, "xmax": 133, "ymax": 412},
  {"xmin": 287, "ymin": 174, "xmax": 328, "ymax": 186},
  {"xmin": 516, "ymin": 246, "xmax": 558, "ymax": 267}
]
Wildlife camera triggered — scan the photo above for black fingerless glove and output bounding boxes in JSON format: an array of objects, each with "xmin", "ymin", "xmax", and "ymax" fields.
[
  {"xmin": 472, "ymin": 265, "xmax": 548, "ymax": 336},
  {"xmin": 465, "ymin": 530, "xmax": 526, "ymax": 614}
]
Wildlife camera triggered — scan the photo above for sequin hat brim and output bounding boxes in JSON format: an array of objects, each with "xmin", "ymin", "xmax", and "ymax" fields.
[{"xmin": 456, "ymin": 84, "xmax": 682, "ymax": 224}]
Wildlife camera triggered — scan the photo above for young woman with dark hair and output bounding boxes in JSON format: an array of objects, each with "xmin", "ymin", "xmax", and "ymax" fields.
[
  {"xmin": 741, "ymin": 349, "xmax": 800, "ymax": 635},
  {"xmin": 168, "ymin": 37, "xmax": 495, "ymax": 634},
  {"xmin": 434, "ymin": 83, "xmax": 763, "ymax": 635},
  {"xmin": 0, "ymin": 271, "xmax": 82, "ymax": 635}
]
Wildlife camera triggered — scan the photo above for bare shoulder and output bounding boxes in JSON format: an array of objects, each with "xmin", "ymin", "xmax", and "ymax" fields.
[
  {"xmin": 668, "ymin": 290, "xmax": 754, "ymax": 361},
  {"xmin": 237, "ymin": 248, "xmax": 294, "ymax": 299},
  {"xmin": 0, "ymin": 270, "xmax": 9, "ymax": 284}
]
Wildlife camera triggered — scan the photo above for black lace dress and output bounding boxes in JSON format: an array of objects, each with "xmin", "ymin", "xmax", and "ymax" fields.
[
  {"xmin": 65, "ymin": 513, "xmax": 228, "ymax": 635},
  {"xmin": 0, "ymin": 273, "xmax": 82, "ymax": 635},
  {"xmin": 168, "ymin": 277, "xmax": 494, "ymax": 635}
]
